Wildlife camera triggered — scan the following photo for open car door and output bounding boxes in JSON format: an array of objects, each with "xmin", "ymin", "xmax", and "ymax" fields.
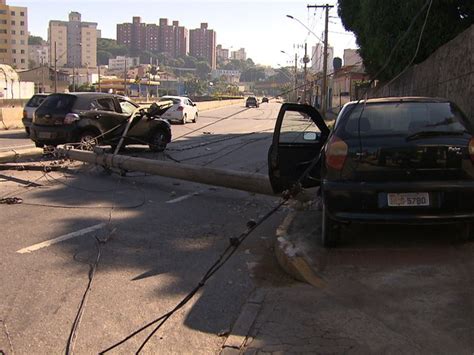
[{"xmin": 268, "ymin": 103, "xmax": 330, "ymax": 193}]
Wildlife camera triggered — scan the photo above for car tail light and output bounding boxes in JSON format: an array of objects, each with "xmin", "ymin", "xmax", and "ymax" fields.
[
  {"xmin": 469, "ymin": 138, "xmax": 474, "ymax": 163},
  {"xmin": 325, "ymin": 135, "xmax": 348, "ymax": 170},
  {"xmin": 23, "ymin": 110, "xmax": 27, "ymax": 119},
  {"xmin": 64, "ymin": 113, "xmax": 80, "ymax": 125},
  {"xmin": 177, "ymin": 106, "xmax": 184, "ymax": 111}
]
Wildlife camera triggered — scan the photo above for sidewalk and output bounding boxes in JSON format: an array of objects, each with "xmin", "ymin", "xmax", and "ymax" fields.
[{"xmin": 225, "ymin": 202, "xmax": 474, "ymax": 354}]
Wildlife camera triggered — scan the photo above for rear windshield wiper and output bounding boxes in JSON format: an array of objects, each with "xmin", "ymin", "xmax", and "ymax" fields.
[{"xmin": 405, "ymin": 130, "xmax": 466, "ymax": 141}]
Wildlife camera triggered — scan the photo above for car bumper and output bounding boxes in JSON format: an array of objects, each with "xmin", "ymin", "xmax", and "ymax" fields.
[
  {"xmin": 30, "ymin": 124, "xmax": 79, "ymax": 145},
  {"xmin": 22, "ymin": 118, "xmax": 32, "ymax": 128},
  {"xmin": 322, "ymin": 180, "xmax": 474, "ymax": 224}
]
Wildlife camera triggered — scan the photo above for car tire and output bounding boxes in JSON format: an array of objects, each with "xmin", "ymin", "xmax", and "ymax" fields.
[
  {"xmin": 79, "ymin": 131, "xmax": 99, "ymax": 151},
  {"xmin": 181, "ymin": 114, "xmax": 187, "ymax": 125},
  {"xmin": 25, "ymin": 127, "xmax": 30, "ymax": 136},
  {"xmin": 321, "ymin": 203, "xmax": 339, "ymax": 248},
  {"xmin": 34, "ymin": 142, "xmax": 44, "ymax": 148},
  {"xmin": 149, "ymin": 129, "xmax": 167, "ymax": 152},
  {"xmin": 192, "ymin": 112, "xmax": 198, "ymax": 123}
]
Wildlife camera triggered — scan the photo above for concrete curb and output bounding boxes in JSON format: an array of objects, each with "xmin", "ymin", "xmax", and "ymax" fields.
[
  {"xmin": 274, "ymin": 211, "xmax": 327, "ymax": 289},
  {"xmin": 221, "ymin": 289, "xmax": 266, "ymax": 354},
  {"xmin": 0, "ymin": 147, "xmax": 44, "ymax": 163}
]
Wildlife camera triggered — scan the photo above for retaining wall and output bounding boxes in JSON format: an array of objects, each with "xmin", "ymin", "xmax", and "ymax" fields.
[{"xmin": 367, "ymin": 25, "xmax": 473, "ymax": 119}]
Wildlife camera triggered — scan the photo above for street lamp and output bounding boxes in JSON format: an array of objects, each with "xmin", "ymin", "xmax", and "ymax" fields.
[
  {"xmin": 286, "ymin": 15, "xmax": 324, "ymax": 42},
  {"xmin": 281, "ymin": 50, "xmax": 298, "ymax": 101}
]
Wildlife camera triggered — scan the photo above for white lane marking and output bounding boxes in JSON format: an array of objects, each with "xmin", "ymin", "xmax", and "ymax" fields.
[
  {"xmin": 166, "ymin": 191, "xmax": 202, "ymax": 204},
  {"xmin": 16, "ymin": 223, "xmax": 107, "ymax": 254}
]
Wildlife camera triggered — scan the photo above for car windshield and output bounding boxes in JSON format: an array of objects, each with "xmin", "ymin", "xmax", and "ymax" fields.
[{"xmin": 343, "ymin": 102, "xmax": 471, "ymax": 137}]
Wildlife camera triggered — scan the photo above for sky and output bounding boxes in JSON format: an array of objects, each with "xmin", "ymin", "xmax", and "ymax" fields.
[{"xmin": 16, "ymin": 0, "xmax": 358, "ymax": 68}]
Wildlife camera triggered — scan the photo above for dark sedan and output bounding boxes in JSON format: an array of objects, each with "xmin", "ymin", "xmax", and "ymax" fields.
[
  {"xmin": 30, "ymin": 92, "xmax": 172, "ymax": 152},
  {"xmin": 268, "ymin": 98, "xmax": 474, "ymax": 246}
]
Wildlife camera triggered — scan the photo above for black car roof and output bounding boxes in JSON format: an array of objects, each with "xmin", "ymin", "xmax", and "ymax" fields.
[{"xmin": 349, "ymin": 96, "xmax": 450, "ymax": 104}]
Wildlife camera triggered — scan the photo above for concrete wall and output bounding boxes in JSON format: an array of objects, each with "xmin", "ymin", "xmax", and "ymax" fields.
[
  {"xmin": 0, "ymin": 99, "xmax": 243, "ymax": 130},
  {"xmin": 367, "ymin": 25, "xmax": 473, "ymax": 119}
]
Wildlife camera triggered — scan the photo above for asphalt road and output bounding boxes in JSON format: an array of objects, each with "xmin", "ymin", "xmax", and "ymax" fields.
[
  {"xmin": 0, "ymin": 129, "xmax": 33, "ymax": 151},
  {"xmin": 0, "ymin": 102, "xmax": 290, "ymax": 354}
]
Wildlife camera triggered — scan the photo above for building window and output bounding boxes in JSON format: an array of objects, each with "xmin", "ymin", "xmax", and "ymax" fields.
[
  {"xmin": 10, "ymin": 11, "xmax": 15, "ymax": 16},
  {"xmin": 11, "ymin": 39, "xmax": 15, "ymax": 44},
  {"xmin": 20, "ymin": 40, "xmax": 24, "ymax": 45},
  {"xmin": 0, "ymin": 48, "xmax": 7, "ymax": 53},
  {"xmin": 13, "ymin": 58, "xmax": 16, "ymax": 63},
  {"xmin": 20, "ymin": 49, "xmax": 24, "ymax": 54},
  {"xmin": 12, "ymin": 49, "xmax": 16, "ymax": 53},
  {"xmin": 0, "ymin": 29, "xmax": 7, "ymax": 34},
  {"xmin": 0, "ymin": 10, "xmax": 6, "ymax": 15},
  {"xmin": 20, "ymin": 30, "xmax": 24, "ymax": 35},
  {"xmin": 11, "ymin": 30, "xmax": 15, "ymax": 34},
  {"xmin": 0, "ymin": 20, "xmax": 6, "ymax": 24},
  {"xmin": 20, "ymin": 21, "xmax": 24, "ymax": 26},
  {"xmin": 11, "ymin": 20, "xmax": 15, "ymax": 25},
  {"xmin": 20, "ymin": 11, "xmax": 25, "ymax": 16},
  {"xmin": 21, "ymin": 59, "xmax": 25, "ymax": 63}
]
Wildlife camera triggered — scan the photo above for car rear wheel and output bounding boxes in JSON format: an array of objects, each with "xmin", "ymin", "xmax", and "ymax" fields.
[
  {"xmin": 321, "ymin": 203, "xmax": 339, "ymax": 247},
  {"xmin": 79, "ymin": 131, "xmax": 99, "ymax": 151},
  {"xmin": 149, "ymin": 130, "xmax": 167, "ymax": 152},
  {"xmin": 25, "ymin": 127, "xmax": 30, "ymax": 136},
  {"xmin": 181, "ymin": 114, "xmax": 187, "ymax": 125},
  {"xmin": 192, "ymin": 112, "xmax": 198, "ymax": 123},
  {"xmin": 34, "ymin": 142, "xmax": 44, "ymax": 148}
]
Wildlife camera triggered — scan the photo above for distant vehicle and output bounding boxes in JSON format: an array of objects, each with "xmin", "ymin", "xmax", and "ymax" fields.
[
  {"xmin": 262, "ymin": 97, "xmax": 269, "ymax": 103},
  {"xmin": 22, "ymin": 93, "xmax": 49, "ymax": 136},
  {"xmin": 30, "ymin": 92, "xmax": 172, "ymax": 152},
  {"xmin": 246, "ymin": 96, "xmax": 259, "ymax": 108},
  {"xmin": 269, "ymin": 97, "xmax": 474, "ymax": 247},
  {"xmin": 158, "ymin": 96, "xmax": 198, "ymax": 124}
]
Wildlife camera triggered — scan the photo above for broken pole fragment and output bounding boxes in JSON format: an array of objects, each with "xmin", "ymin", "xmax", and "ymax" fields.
[{"xmin": 57, "ymin": 147, "xmax": 275, "ymax": 196}]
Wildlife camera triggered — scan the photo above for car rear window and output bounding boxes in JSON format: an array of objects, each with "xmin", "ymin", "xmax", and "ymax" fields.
[
  {"xmin": 37, "ymin": 94, "xmax": 76, "ymax": 113},
  {"xmin": 159, "ymin": 97, "xmax": 180, "ymax": 105},
  {"xmin": 342, "ymin": 102, "xmax": 471, "ymax": 137},
  {"xmin": 26, "ymin": 95, "xmax": 47, "ymax": 108}
]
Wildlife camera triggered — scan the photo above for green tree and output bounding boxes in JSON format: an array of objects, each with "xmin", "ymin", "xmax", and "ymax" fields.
[
  {"xmin": 196, "ymin": 61, "xmax": 211, "ymax": 80},
  {"xmin": 97, "ymin": 50, "xmax": 112, "ymax": 66},
  {"xmin": 338, "ymin": 0, "xmax": 473, "ymax": 81},
  {"xmin": 97, "ymin": 38, "xmax": 128, "ymax": 57},
  {"xmin": 28, "ymin": 35, "xmax": 43, "ymax": 45}
]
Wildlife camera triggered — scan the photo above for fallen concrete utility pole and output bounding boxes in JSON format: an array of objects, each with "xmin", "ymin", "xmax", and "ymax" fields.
[{"xmin": 58, "ymin": 147, "xmax": 275, "ymax": 196}]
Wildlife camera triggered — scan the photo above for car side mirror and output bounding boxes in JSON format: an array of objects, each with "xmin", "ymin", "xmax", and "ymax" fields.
[{"xmin": 303, "ymin": 132, "xmax": 320, "ymax": 141}]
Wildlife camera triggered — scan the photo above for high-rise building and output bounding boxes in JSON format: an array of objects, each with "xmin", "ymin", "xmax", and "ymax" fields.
[
  {"xmin": 117, "ymin": 17, "xmax": 188, "ymax": 58},
  {"xmin": 173, "ymin": 20, "xmax": 188, "ymax": 58},
  {"xmin": 0, "ymin": 0, "xmax": 28, "ymax": 69},
  {"xmin": 189, "ymin": 23, "xmax": 216, "ymax": 69},
  {"xmin": 49, "ymin": 12, "xmax": 98, "ymax": 68},
  {"xmin": 230, "ymin": 48, "xmax": 246, "ymax": 61},
  {"xmin": 28, "ymin": 42, "xmax": 49, "ymax": 67},
  {"xmin": 343, "ymin": 49, "xmax": 362, "ymax": 66},
  {"xmin": 216, "ymin": 44, "xmax": 229, "ymax": 61},
  {"xmin": 311, "ymin": 43, "xmax": 334, "ymax": 73}
]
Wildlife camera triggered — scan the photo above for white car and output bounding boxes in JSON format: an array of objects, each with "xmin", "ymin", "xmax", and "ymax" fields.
[{"xmin": 158, "ymin": 96, "xmax": 198, "ymax": 124}]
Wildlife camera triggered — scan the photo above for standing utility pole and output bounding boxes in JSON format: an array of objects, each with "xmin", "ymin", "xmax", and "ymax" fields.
[
  {"xmin": 123, "ymin": 59, "xmax": 127, "ymax": 95},
  {"xmin": 97, "ymin": 65, "xmax": 101, "ymax": 92},
  {"xmin": 307, "ymin": 3, "xmax": 333, "ymax": 116},
  {"xmin": 54, "ymin": 42, "xmax": 58, "ymax": 93},
  {"xmin": 303, "ymin": 43, "xmax": 309, "ymax": 103},
  {"xmin": 294, "ymin": 53, "xmax": 298, "ymax": 102}
]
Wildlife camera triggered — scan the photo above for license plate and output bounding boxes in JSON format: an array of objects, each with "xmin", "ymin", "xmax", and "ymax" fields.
[
  {"xmin": 38, "ymin": 132, "xmax": 53, "ymax": 139},
  {"xmin": 387, "ymin": 193, "xmax": 430, "ymax": 207}
]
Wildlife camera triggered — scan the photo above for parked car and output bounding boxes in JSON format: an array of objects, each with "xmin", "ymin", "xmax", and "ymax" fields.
[
  {"xmin": 268, "ymin": 98, "xmax": 474, "ymax": 247},
  {"xmin": 262, "ymin": 97, "xmax": 269, "ymax": 103},
  {"xmin": 30, "ymin": 92, "xmax": 172, "ymax": 152},
  {"xmin": 246, "ymin": 96, "xmax": 259, "ymax": 108},
  {"xmin": 158, "ymin": 95, "xmax": 198, "ymax": 124},
  {"xmin": 22, "ymin": 93, "xmax": 49, "ymax": 136}
]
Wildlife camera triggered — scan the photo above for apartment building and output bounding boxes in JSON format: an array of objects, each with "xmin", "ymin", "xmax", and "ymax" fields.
[
  {"xmin": 189, "ymin": 23, "xmax": 216, "ymax": 69},
  {"xmin": 311, "ymin": 43, "xmax": 334, "ymax": 73},
  {"xmin": 230, "ymin": 48, "xmax": 246, "ymax": 61},
  {"xmin": 0, "ymin": 0, "xmax": 28, "ymax": 69},
  {"xmin": 216, "ymin": 44, "xmax": 229, "ymax": 61},
  {"xmin": 117, "ymin": 17, "xmax": 188, "ymax": 58},
  {"xmin": 28, "ymin": 42, "xmax": 49, "ymax": 67},
  {"xmin": 49, "ymin": 12, "xmax": 98, "ymax": 69}
]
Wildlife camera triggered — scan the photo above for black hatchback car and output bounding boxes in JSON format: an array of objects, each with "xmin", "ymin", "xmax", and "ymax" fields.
[
  {"xmin": 30, "ymin": 93, "xmax": 172, "ymax": 152},
  {"xmin": 268, "ymin": 98, "xmax": 474, "ymax": 246}
]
